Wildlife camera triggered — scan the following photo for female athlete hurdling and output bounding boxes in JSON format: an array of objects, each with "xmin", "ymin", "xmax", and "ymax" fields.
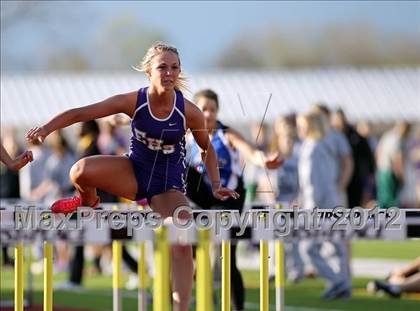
[{"xmin": 26, "ymin": 42, "xmax": 239, "ymax": 311}]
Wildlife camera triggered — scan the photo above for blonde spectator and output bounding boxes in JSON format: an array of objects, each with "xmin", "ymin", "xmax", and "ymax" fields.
[
  {"xmin": 311, "ymin": 103, "xmax": 353, "ymax": 208},
  {"xmin": 297, "ymin": 111, "xmax": 339, "ymax": 210},
  {"xmin": 296, "ymin": 111, "xmax": 351, "ymax": 299},
  {"xmin": 270, "ymin": 114, "xmax": 305, "ymax": 283}
]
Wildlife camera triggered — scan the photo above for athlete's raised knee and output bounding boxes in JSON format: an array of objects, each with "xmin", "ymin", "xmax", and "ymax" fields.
[{"xmin": 70, "ymin": 158, "xmax": 91, "ymax": 184}]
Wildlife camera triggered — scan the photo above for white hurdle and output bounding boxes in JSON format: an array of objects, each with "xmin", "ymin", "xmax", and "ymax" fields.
[{"xmin": 1, "ymin": 201, "xmax": 419, "ymax": 311}]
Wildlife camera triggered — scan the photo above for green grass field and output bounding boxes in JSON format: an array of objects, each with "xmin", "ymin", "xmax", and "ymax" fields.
[
  {"xmin": 351, "ymin": 240, "xmax": 420, "ymax": 260},
  {"xmin": 1, "ymin": 240, "xmax": 419, "ymax": 310}
]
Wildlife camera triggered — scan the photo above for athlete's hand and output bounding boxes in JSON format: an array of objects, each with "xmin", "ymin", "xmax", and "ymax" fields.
[
  {"xmin": 212, "ymin": 187, "xmax": 240, "ymax": 201},
  {"xmin": 265, "ymin": 153, "xmax": 284, "ymax": 169},
  {"xmin": 26, "ymin": 126, "xmax": 48, "ymax": 144},
  {"xmin": 9, "ymin": 150, "xmax": 33, "ymax": 171}
]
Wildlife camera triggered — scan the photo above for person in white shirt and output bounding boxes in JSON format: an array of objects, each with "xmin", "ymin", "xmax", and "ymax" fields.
[
  {"xmin": 270, "ymin": 114, "xmax": 304, "ymax": 282},
  {"xmin": 311, "ymin": 104, "xmax": 353, "ymax": 207},
  {"xmin": 297, "ymin": 111, "xmax": 351, "ymax": 299}
]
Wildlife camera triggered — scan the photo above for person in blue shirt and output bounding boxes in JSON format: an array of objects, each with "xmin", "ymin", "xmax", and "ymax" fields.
[{"xmin": 187, "ymin": 89, "xmax": 282, "ymax": 311}]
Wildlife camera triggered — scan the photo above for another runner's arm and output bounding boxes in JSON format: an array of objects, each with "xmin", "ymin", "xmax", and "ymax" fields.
[
  {"xmin": 226, "ymin": 128, "xmax": 267, "ymax": 167},
  {"xmin": 226, "ymin": 128, "xmax": 283, "ymax": 169},
  {"xmin": 0, "ymin": 143, "xmax": 33, "ymax": 171}
]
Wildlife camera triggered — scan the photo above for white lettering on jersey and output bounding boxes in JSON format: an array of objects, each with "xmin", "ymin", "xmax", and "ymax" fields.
[{"xmin": 134, "ymin": 128, "xmax": 175, "ymax": 154}]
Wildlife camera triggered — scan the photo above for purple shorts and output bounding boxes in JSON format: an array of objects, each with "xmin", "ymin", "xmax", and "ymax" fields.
[{"xmin": 128, "ymin": 155, "xmax": 186, "ymax": 204}]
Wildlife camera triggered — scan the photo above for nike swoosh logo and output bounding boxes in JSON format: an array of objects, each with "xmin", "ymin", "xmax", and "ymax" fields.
[{"xmin": 169, "ymin": 123, "xmax": 177, "ymax": 126}]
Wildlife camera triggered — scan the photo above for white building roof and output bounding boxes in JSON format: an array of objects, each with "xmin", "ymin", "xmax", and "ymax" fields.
[{"xmin": 1, "ymin": 68, "xmax": 419, "ymax": 127}]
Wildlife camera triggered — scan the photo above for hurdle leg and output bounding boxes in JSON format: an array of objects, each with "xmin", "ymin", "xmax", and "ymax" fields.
[
  {"xmin": 275, "ymin": 241, "xmax": 285, "ymax": 311},
  {"xmin": 138, "ymin": 204, "xmax": 148, "ymax": 311},
  {"xmin": 154, "ymin": 226, "xmax": 170, "ymax": 311},
  {"xmin": 274, "ymin": 203, "xmax": 285, "ymax": 311},
  {"xmin": 112, "ymin": 240, "xmax": 122, "ymax": 311},
  {"xmin": 196, "ymin": 229, "xmax": 213, "ymax": 311},
  {"xmin": 43, "ymin": 241, "xmax": 53, "ymax": 311},
  {"xmin": 138, "ymin": 242, "xmax": 147, "ymax": 311},
  {"xmin": 111, "ymin": 205, "xmax": 123, "ymax": 311},
  {"xmin": 221, "ymin": 240, "xmax": 231, "ymax": 311},
  {"xmin": 260, "ymin": 240, "xmax": 269, "ymax": 311},
  {"xmin": 14, "ymin": 242, "xmax": 24, "ymax": 311},
  {"xmin": 26, "ymin": 244, "xmax": 34, "ymax": 307}
]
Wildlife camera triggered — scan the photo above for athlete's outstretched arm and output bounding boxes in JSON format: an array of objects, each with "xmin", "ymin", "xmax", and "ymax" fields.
[
  {"xmin": 226, "ymin": 128, "xmax": 283, "ymax": 169},
  {"xmin": 185, "ymin": 100, "xmax": 239, "ymax": 200},
  {"xmin": 26, "ymin": 92, "xmax": 137, "ymax": 143},
  {"xmin": 0, "ymin": 143, "xmax": 33, "ymax": 171}
]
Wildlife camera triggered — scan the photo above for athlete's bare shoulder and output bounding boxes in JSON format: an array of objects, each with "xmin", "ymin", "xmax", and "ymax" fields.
[
  {"xmin": 184, "ymin": 98, "xmax": 204, "ymax": 130},
  {"xmin": 184, "ymin": 98, "xmax": 202, "ymax": 118},
  {"xmin": 119, "ymin": 91, "xmax": 139, "ymax": 118}
]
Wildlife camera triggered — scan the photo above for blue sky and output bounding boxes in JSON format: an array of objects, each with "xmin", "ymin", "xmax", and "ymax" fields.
[
  {"xmin": 2, "ymin": 1, "xmax": 419, "ymax": 72},
  {"xmin": 94, "ymin": 1, "xmax": 420, "ymax": 70}
]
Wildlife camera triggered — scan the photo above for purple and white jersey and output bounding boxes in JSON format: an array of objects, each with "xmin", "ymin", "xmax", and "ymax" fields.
[{"xmin": 129, "ymin": 87, "xmax": 187, "ymax": 190}]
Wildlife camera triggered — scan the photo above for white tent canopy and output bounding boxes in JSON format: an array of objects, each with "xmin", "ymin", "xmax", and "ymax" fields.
[{"xmin": 1, "ymin": 67, "xmax": 419, "ymax": 127}]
